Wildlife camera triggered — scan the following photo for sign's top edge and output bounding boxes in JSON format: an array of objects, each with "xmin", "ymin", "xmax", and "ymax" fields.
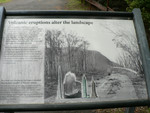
[{"xmin": 5, "ymin": 10, "xmax": 133, "ymax": 17}]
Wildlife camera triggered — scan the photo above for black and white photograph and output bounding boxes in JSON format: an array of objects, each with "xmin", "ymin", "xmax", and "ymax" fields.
[
  {"xmin": 44, "ymin": 19, "xmax": 148, "ymax": 103},
  {"xmin": 0, "ymin": 18, "xmax": 148, "ymax": 104}
]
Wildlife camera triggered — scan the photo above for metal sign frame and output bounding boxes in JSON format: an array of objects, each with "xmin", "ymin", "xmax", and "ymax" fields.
[{"xmin": 0, "ymin": 6, "xmax": 150, "ymax": 112}]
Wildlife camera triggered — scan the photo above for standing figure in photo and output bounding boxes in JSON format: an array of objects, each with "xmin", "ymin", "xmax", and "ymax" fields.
[
  {"xmin": 107, "ymin": 66, "xmax": 112, "ymax": 76},
  {"xmin": 82, "ymin": 74, "xmax": 88, "ymax": 98},
  {"xmin": 91, "ymin": 76, "xmax": 98, "ymax": 98}
]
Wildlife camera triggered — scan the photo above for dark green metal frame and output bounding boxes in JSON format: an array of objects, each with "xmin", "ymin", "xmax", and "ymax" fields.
[{"xmin": 0, "ymin": 7, "xmax": 150, "ymax": 112}]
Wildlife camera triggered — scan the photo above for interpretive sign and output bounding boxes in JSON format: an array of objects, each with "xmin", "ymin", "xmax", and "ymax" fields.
[{"xmin": 0, "ymin": 7, "xmax": 150, "ymax": 111}]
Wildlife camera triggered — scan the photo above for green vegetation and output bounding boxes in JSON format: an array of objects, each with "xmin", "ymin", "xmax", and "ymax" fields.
[
  {"xmin": 125, "ymin": 0, "xmax": 150, "ymax": 48},
  {"xmin": 0, "ymin": 0, "xmax": 11, "ymax": 3},
  {"xmin": 66, "ymin": 0, "xmax": 89, "ymax": 10},
  {"xmin": 125, "ymin": 0, "xmax": 150, "ymax": 35}
]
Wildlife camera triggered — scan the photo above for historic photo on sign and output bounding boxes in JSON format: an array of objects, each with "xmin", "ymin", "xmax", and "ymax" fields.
[
  {"xmin": 0, "ymin": 18, "xmax": 148, "ymax": 104},
  {"xmin": 44, "ymin": 19, "xmax": 148, "ymax": 103}
]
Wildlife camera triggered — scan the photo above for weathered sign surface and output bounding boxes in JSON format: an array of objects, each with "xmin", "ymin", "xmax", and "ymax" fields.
[{"xmin": 0, "ymin": 18, "xmax": 148, "ymax": 104}]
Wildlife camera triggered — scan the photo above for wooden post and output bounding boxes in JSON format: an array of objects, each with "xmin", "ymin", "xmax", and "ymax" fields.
[{"xmin": 107, "ymin": 0, "xmax": 109, "ymax": 11}]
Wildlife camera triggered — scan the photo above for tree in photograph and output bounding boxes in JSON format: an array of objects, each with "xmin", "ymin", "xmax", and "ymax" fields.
[
  {"xmin": 45, "ymin": 30, "xmax": 90, "ymax": 76},
  {"xmin": 113, "ymin": 30, "xmax": 143, "ymax": 74},
  {"xmin": 63, "ymin": 32, "xmax": 89, "ymax": 73},
  {"xmin": 116, "ymin": 32, "xmax": 143, "ymax": 74},
  {"xmin": 104, "ymin": 25, "xmax": 143, "ymax": 75},
  {"xmin": 45, "ymin": 30, "xmax": 64, "ymax": 80},
  {"xmin": 64, "ymin": 33, "xmax": 81, "ymax": 70},
  {"xmin": 82, "ymin": 41, "xmax": 90, "ymax": 72}
]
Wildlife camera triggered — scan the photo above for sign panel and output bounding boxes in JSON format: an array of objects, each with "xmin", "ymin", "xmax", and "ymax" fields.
[
  {"xmin": 0, "ymin": 18, "xmax": 148, "ymax": 104},
  {"xmin": 0, "ymin": 19, "xmax": 45, "ymax": 104}
]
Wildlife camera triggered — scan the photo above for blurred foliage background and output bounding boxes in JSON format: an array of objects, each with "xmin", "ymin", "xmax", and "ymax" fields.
[
  {"xmin": 125, "ymin": 0, "xmax": 150, "ymax": 47},
  {"xmin": 0, "ymin": 0, "xmax": 11, "ymax": 3}
]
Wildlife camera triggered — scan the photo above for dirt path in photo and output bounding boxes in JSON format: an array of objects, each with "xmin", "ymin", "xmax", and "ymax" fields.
[
  {"xmin": 95, "ymin": 74, "xmax": 138, "ymax": 100},
  {"xmin": 0, "ymin": 0, "xmax": 67, "ymax": 10}
]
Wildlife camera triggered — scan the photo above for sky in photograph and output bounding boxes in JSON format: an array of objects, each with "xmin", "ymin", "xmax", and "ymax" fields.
[{"xmin": 43, "ymin": 19, "xmax": 137, "ymax": 63}]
